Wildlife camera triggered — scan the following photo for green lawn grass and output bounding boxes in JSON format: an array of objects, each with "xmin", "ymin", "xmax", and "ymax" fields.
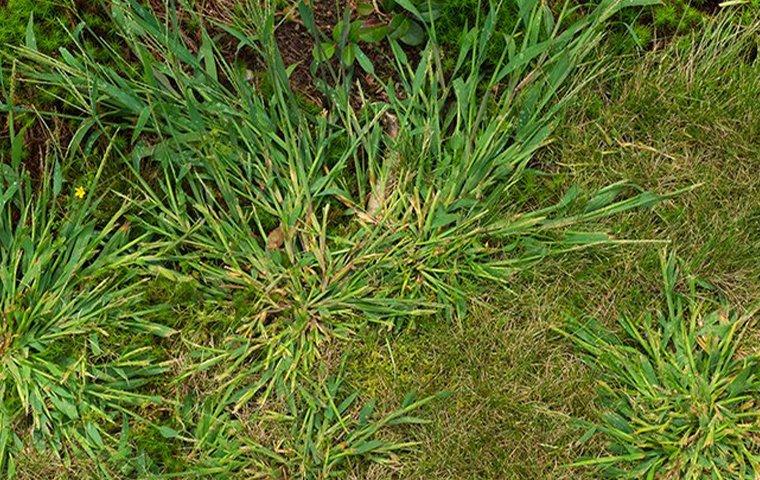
[
  {"xmin": 343, "ymin": 14, "xmax": 760, "ymax": 479},
  {"xmin": 1, "ymin": 1, "xmax": 758, "ymax": 478}
]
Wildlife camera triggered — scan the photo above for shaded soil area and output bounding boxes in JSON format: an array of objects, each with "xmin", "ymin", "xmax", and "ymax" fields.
[
  {"xmin": 3, "ymin": 0, "xmax": 407, "ymax": 176},
  {"xmin": 693, "ymin": 0, "xmax": 722, "ymax": 14},
  {"xmin": 145, "ymin": 0, "xmax": 250, "ymax": 62},
  {"xmin": 276, "ymin": 1, "xmax": 398, "ymax": 99},
  {"xmin": 146, "ymin": 0, "xmax": 404, "ymax": 104}
]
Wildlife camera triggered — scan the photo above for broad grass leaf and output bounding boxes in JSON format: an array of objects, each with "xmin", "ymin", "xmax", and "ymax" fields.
[
  {"xmin": 387, "ymin": 415, "xmax": 429, "ymax": 426},
  {"xmin": 393, "ymin": 0, "xmax": 423, "ymax": 20},
  {"xmin": 25, "ymin": 13, "xmax": 37, "ymax": 51},
  {"xmin": 298, "ymin": 0, "xmax": 317, "ymax": 34},
  {"xmin": 341, "ymin": 43, "xmax": 356, "ymax": 66},
  {"xmin": 355, "ymin": 46, "xmax": 375, "ymax": 74},
  {"xmin": 50, "ymin": 396, "xmax": 79, "ymax": 420},
  {"xmin": 132, "ymin": 106, "xmax": 152, "ymax": 144},
  {"xmin": 352, "ymin": 439, "xmax": 385, "ymax": 454},
  {"xmin": 53, "ymin": 160, "xmax": 62, "ymax": 197},
  {"xmin": 400, "ymin": 20, "xmax": 425, "ymax": 46},
  {"xmin": 131, "ymin": 321, "xmax": 177, "ymax": 338},
  {"xmin": 358, "ymin": 400, "xmax": 376, "ymax": 426},
  {"xmin": 85, "ymin": 423, "xmax": 104, "ymax": 448},
  {"xmin": 578, "ymin": 425, "xmax": 597, "ymax": 444},
  {"xmin": 359, "ymin": 25, "xmax": 389, "ymax": 43},
  {"xmin": 727, "ymin": 365, "xmax": 751, "ymax": 396},
  {"xmin": 158, "ymin": 426, "xmax": 180, "ymax": 439},
  {"xmin": 200, "ymin": 30, "xmax": 218, "ymax": 81}
]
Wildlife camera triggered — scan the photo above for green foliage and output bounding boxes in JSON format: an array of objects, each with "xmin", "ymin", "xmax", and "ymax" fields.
[
  {"xmin": 19, "ymin": 0, "xmax": 661, "ymax": 389},
  {"xmin": 2, "ymin": 0, "xmax": 668, "ymax": 476},
  {"xmin": 306, "ymin": 1, "xmax": 425, "ymax": 75},
  {"xmin": 608, "ymin": 1, "xmax": 759, "ymax": 52},
  {"xmin": 426, "ymin": 0, "xmax": 516, "ymax": 45},
  {"xmin": 7, "ymin": 0, "xmax": 753, "ymax": 477},
  {"xmin": 385, "ymin": 0, "xmax": 521, "ymax": 66},
  {"xmin": 559, "ymin": 252, "xmax": 760, "ymax": 479},
  {"xmin": 0, "ymin": 147, "xmax": 171, "ymax": 474},
  {"xmin": 392, "ymin": 0, "xmax": 745, "ymax": 56},
  {"xmin": 0, "ymin": 0, "xmax": 70, "ymax": 54},
  {"xmin": 652, "ymin": 1, "xmax": 704, "ymax": 32},
  {"xmin": 344, "ymin": 10, "xmax": 760, "ymax": 478},
  {"xmin": 165, "ymin": 368, "xmax": 442, "ymax": 478}
]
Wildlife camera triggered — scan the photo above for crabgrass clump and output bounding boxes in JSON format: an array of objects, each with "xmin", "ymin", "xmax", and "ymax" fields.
[
  {"xmin": 559, "ymin": 253, "xmax": 760, "ymax": 479},
  {"xmin": 15, "ymin": 0, "xmax": 664, "ymax": 394},
  {"xmin": 0, "ymin": 149, "xmax": 173, "ymax": 474},
  {"xmin": 161, "ymin": 366, "xmax": 441, "ymax": 478},
  {"xmin": 5, "ymin": 0, "xmax": 677, "ymax": 476}
]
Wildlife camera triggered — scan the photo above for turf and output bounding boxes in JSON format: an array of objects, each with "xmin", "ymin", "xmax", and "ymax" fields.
[
  {"xmin": 0, "ymin": 1, "xmax": 758, "ymax": 478},
  {"xmin": 342, "ymin": 14, "xmax": 760, "ymax": 479}
]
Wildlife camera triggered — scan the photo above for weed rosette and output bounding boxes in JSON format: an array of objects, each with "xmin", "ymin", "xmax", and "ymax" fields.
[{"xmin": 560, "ymin": 254, "xmax": 760, "ymax": 479}]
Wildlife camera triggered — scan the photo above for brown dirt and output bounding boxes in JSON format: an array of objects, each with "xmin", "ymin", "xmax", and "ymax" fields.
[
  {"xmin": 21, "ymin": 122, "xmax": 48, "ymax": 181},
  {"xmin": 274, "ymin": 0, "xmax": 403, "ymax": 106},
  {"xmin": 145, "ymin": 0, "xmax": 408, "ymax": 106},
  {"xmin": 276, "ymin": 0, "xmax": 343, "ymax": 100},
  {"xmin": 145, "ymin": 0, "xmax": 243, "ymax": 57},
  {"xmin": 694, "ymin": 0, "xmax": 722, "ymax": 15},
  {"xmin": 4, "ymin": 1, "xmax": 414, "ymax": 178},
  {"xmin": 2, "ymin": 113, "xmax": 72, "ymax": 183}
]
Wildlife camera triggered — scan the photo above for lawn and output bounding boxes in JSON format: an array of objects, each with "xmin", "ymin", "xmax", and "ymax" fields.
[
  {"xmin": 345, "ymin": 16, "xmax": 760, "ymax": 478},
  {"xmin": 0, "ymin": 1, "xmax": 758, "ymax": 479}
]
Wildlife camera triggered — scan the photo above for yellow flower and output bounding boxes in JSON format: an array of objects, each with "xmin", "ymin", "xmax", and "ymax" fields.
[{"xmin": 74, "ymin": 186, "xmax": 86, "ymax": 199}]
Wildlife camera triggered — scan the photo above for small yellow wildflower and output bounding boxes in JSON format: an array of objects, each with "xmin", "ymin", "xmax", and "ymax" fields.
[{"xmin": 74, "ymin": 186, "xmax": 86, "ymax": 199}]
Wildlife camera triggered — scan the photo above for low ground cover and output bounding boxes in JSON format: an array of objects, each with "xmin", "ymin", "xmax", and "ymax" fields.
[{"xmin": 0, "ymin": 1, "xmax": 757, "ymax": 478}]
